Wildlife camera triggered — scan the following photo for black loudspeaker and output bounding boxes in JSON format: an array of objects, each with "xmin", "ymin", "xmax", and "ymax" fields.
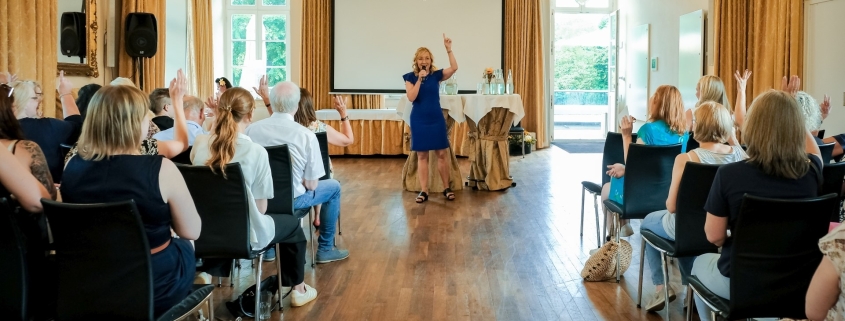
[
  {"xmin": 125, "ymin": 13, "xmax": 158, "ymax": 58},
  {"xmin": 60, "ymin": 12, "xmax": 86, "ymax": 58}
]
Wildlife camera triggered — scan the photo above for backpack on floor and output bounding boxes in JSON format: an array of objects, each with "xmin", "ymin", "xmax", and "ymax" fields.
[
  {"xmin": 581, "ymin": 239, "xmax": 633, "ymax": 281},
  {"xmin": 225, "ymin": 275, "xmax": 279, "ymax": 318}
]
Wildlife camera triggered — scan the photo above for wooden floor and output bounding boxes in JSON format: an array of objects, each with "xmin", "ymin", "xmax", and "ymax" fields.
[{"xmin": 208, "ymin": 147, "xmax": 695, "ymax": 321}]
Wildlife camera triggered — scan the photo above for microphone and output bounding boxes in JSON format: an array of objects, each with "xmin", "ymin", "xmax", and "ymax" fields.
[{"xmin": 420, "ymin": 66, "xmax": 427, "ymax": 83}]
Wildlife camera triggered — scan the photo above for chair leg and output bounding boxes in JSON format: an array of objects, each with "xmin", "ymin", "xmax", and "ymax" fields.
[
  {"xmin": 710, "ymin": 311, "xmax": 717, "ymax": 321},
  {"xmin": 230, "ymin": 259, "xmax": 236, "ymax": 287},
  {"xmin": 521, "ymin": 131, "xmax": 525, "ymax": 158},
  {"xmin": 217, "ymin": 275, "xmax": 222, "ymax": 287},
  {"xmin": 615, "ymin": 213, "xmax": 621, "ymax": 283},
  {"xmin": 637, "ymin": 239, "xmax": 645, "ymax": 308},
  {"xmin": 685, "ymin": 285, "xmax": 693, "ymax": 321},
  {"xmin": 593, "ymin": 194, "xmax": 600, "ymax": 247},
  {"xmin": 580, "ymin": 188, "xmax": 586, "ymax": 237},
  {"xmin": 309, "ymin": 209, "xmax": 317, "ymax": 268},
  {"xmin": 254, "ymin": 253, "xmax": 264, "ymax": 320},
  {"xmin": 661, "ymin": 253, "xmax": 670, "ymax": 320},
  {"xmin": 602, "ymin": 207, "xmax": 608, "ymax": 244},
  {"xmin": 274, "ymin": 243, "xmax": 284, "ymax": 312}
]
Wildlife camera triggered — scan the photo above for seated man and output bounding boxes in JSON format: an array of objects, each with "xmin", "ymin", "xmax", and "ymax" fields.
[
  {"xmin": 246, "ymin": 81, "xmax": 348, "ymax": 264},
  {"xmin": 153, "ymin": 95, "xmax": 206, "ymax": 146},
  {"xmin": 149, "ymin": 88, "xmax": 175, "ymax": 131}
]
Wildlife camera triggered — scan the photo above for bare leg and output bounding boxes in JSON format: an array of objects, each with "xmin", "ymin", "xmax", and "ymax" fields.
[
  {"xmin": 436, "ymin": 149, "xmax": 450, "ymax": 190},
  {"xmin": 294, "ymin": 282, "xmax": 306, "ymax": 293},
  {"xmin": 417, "ymin": 151, "xmax": 430, "ymax": 195}
]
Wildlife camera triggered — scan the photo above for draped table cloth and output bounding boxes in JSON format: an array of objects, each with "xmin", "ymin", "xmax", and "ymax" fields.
[{"xmin": 461, "ymin": 94, "xmax": 525, "ymax": 191}]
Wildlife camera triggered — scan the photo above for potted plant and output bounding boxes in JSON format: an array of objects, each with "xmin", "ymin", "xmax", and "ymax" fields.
[{"xmin": 508, "ymin": 133, "xmax": 535, "ymax": 155}]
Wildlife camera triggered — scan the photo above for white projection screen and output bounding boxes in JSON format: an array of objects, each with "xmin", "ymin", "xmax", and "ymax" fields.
[{"xmin": 332, "ymin": 0, "xmax": 504, "ymax": 94}]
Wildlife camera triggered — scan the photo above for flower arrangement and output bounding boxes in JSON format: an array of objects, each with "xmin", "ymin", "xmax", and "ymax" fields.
[
  {"xmin": 508, "ymin": 134, "xmax": 536, "ymax": 146},
  {"xmin": 485, "ymin": 67, "xmax": 494, "ymax": 82}
]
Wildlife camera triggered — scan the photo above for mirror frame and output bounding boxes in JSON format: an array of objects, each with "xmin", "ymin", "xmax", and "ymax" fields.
[{"xmin": 57, "ymin": 0, "xmax": 99, "ymax": 78}]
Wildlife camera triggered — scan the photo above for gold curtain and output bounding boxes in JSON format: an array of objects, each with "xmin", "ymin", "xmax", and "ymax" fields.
[
  {"xmin": 117, "ymin": 0, "xmax": 166, "ymax": 92},
  {"xmin": 715, "ymin": 0, "xmax": 803, "ymax": 107},
  {"xmin": 0, "ymin": 0, "xmax": 57, "ymax": 118},
  {"xmin": 188, "ymin": 0, "xmax": 214, "ymax": 100},
  {"xmin": 504, "ymin": 0, "xmax": 547, "ymax": 148}
]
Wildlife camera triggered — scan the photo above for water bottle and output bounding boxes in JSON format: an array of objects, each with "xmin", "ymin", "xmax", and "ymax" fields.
[
  {"xmin": 506, "ymin": 69, "xmax": 514, "ymax": 95},
  {"xmin": 495, "ymin": 69, "xmax": 504, "ymax": 95}
]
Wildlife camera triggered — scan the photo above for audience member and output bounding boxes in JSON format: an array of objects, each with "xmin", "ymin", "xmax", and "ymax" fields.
[
  {"xmin": 639, "ymin": 102, "xmax": 746, "ymax": 311},
  {"xmin": 245, "ymin": 81, "xmax": 349, "ymax": 264},
  {"xmin": 191, "ymin": 87, "xmax": 317, "ymax": 307},
  {"xmin": 149, "ymin": 88, "xmax": 175, "ymax": 130},
  {"xmin": 154, "ymin": 95, "xmax": 206, "ymax": 146},
  {"xmin": 795, "ymin": 91, "xmax": 825, "ymax": 145},
  {"xmin": 0, "ymin": 83, "xmax": 56, "ymax": 200},
  {"xmin": 806, "ymin": 223, "xmax": 845, "ymax": 320},
  {"xmin": 685, "ymin": 75, "xmax": 731, "ymax": 130},
  {"xmin": 293, "ymin": 88, "xmax": 354, "ymax": 147},
  {"xmin": 74, "ymin": 83, "xmax": 101, "ymax": 120},
  {"xmin": 60, "ymin": 71, "xmax": 201, "ymax": 317},
  {"xmin": 110, "ymin": 77, "xmax": 162, "ymax": 139}
]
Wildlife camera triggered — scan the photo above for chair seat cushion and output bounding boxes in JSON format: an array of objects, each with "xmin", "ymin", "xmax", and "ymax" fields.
[
  {"xmin": 688, "ymin": 276, "xmax": 730, "ymax": 318},
  {"xmin": 509, "ymin": 126, "xmax": 524, "ymax": 133},
  {"xmin": 155, "ymin": 284, "xmax": 214, "ymax": 321},
  {"xmin": 581, "ymin": 181, "xmax": 602, "ymax": 194},
  {"xmin": 641, "ymin": 229, "xmax": 676, "ymax": 256},
  {"xmin": 603, "ymin": 199, "xmax": 624, "ymax": 216}
]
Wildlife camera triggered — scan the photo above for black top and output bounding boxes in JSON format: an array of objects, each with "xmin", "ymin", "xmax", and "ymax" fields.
[
  {"xmin": 19, "ymin": 115, "xmax": 83, "ymax": 183},
  {"xmin": 152, "ymin": 116, "xmax": 174, "ymax": 131},
  {"xmin": 705, "ymin": 154, "xmax": 822, "ymax": 277},
  {"xmin": 62, "ymin": 155, "xmax": 173, "ymax": 249}
]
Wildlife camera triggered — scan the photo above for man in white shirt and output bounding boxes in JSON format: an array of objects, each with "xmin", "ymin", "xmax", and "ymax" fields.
[
  {"xmin": 153, "ymin": 95, "xmax": 206, "ymax": 146},
  {"xmin": 246, "ymin": 81, "xmax": 348, "ymax": 264}
]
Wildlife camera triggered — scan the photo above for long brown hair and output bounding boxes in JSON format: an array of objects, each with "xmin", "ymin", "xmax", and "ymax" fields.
[
  {"xmin": 207, "ymin": 87, "xmax": 254, "ymax": 176},
  {"xmin": 648, "ymin": 85, "xmax": 686, "ymax": 135},
  {"xmin": 294, "ymin": 88, "xmax": 317, "ymax": 127},
  {"xmin": 743, "ymin": 90, "xmax": 808, "ymax": 179},
  {"xmin": 696, "ymin": 75, "xmax": 730, "ymax": 111},
  {"xmin": 0, "ymin": 84, "xmax": 25, "ymax": 140}
]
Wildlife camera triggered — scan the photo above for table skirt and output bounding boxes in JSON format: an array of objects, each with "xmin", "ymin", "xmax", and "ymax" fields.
[
  {"xmin": 323, "ymin": 118, "xmax": 470, "ymax": 157},
  {"xmin": 465, "ymin": 108, "xmax": 514, "ymax": 191}
]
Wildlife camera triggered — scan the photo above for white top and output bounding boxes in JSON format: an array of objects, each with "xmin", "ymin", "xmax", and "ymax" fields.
[
  {"xmin": 245, "ymin": 113, "xmax": 325, "ymax": 198},
  {"xmin": 191, "ymin": 133, "xmax": 275, "ymax": 250},
  {"xmin": 396, "ymin": 95, "xmax": 465, "ymax": 125},
  {"xmin": 316, "ymin": 109, "xmax": 403, "ymax": 121},
  {"xmin": 152, "ymin": 120, "xmax": 206, "ymax": 146},
  {"xmin": 461, "ymin": 94, "xmax": 525, "ymax": 125}
]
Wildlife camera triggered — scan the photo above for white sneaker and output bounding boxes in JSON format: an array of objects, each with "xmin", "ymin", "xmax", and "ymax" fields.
[
  {"xmin": 291, "ymin": 284, "xmax": 318, "ymax": 307},
  {"xmin": 194, "ymin": 272, "xmax": 211, "ymax": 285},
  {"xmin": 646, "ymin": 287, "xmax": 677, "ymax": 312},
  {"xmin": 620, "ymin": 223, "xmax": 634, "ymax": 237}
]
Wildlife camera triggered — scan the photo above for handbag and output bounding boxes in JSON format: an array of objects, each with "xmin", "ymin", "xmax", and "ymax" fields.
[
  {"xmin": 225, "ymin": 275, "xmax": 279, "ymax": 318},
  {"xmin": 581, "ymin": 239, "xmax": 633, "ymax": 281}
]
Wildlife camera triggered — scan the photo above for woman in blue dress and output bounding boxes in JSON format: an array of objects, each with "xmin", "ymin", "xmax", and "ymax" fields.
[{"xmin": 403, "ymin": 34, "xmax": 458, "ymax": 203}]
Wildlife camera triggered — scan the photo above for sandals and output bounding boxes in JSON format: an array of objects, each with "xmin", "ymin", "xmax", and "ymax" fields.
[
  {"xmin": 443, "ymin": 188, "xmax": 456, "ymax": 201},
  {"xmin": 416, "ymin": 192, "xmax": 429, "ymax": 203}
]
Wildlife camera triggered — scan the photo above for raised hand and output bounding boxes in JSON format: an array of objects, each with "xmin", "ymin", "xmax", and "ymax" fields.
[
  {"xmin": 252, "ymin": 75, "xmax": 270, "ymax": 101},
  {"xmin": 443, "ymin": 33, "xmax": 452, "ymax": 51},
  {"xmin": 821, "ymin": 94, "xmax": 831, "ymax": 120},
  {"xmin": 169, "ymin": 69, "xmax": 188, "ymax": 102},
  {"xmin": 0, "ymin": 71, "xmax": 17, "ymax": 84},
  {"xmin": 619, "ymin": 115, "xmax": 635, "ymax": 137},
  {"xmin": 333, "ymin": 95, "xmax": 347, "ymax": 118},
  {"xmin": 204, "ymin": 96, "xmax": 218, "ymax": 113},
  {"xmin": 734, "ymin": 69, "xmax": 751, "ymax": 93},
  {"xmin": 56, "ymin": 70, "xmax": 73, "ymax": 96},
  {"xmin": 781, "ymin": 75, "xmax": 801, "ymax": 97}
]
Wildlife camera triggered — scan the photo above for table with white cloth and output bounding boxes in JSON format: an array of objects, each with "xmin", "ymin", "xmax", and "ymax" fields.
[
  {"xmin": 316, "ymin": 109, "xmax": 407, "ymax": 155},
  {"xmin": 461, "ymin": 94, "xmax": 524, "ymax": 191}
]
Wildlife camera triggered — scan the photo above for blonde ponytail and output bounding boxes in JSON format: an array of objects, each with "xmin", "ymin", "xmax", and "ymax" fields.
[{"xmin": 206, "ymin": 87, "xmax": 255, "ymax": 177}]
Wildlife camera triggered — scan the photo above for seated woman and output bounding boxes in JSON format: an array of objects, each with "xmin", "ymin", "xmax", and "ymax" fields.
[
  {"xmin": 0, "ymin": 84, "xmax": 56, "ymax": 200},
  {"xmin": 294, "ymin": 89, "xmax": 354, "ymax": 147},
  {"xmin": 601, "ymin": 85, "xmax": 689, "ymax": 238},
  {"xmin": 795, "ymin": 91, "xmax": 825, "ymax": 145},
  {"xmin": 806, "ymin": 223, "xmax": 845, "ymax": 320},
  {"xmin": 639, "ymin": 102, "xmax": 747, "ymax": 311},
  {"xmin": 74, "ymin": 83, "xmax": 102, "ymax": 121},
  {"xmin": 60, "ymin": 71, "xmax": 202, "ymax": 317},
  {"xmin": 12, "ymin": 72, "xmax": 82, "ymax": 184},
  {"xmin": 685, "ymin": 75, "xmax": 731, "ymax": 130},
  {"xmin": 692, "ymin": 83, "xmax": 822, "ymax": 321},
  {"xmin": 191, "ymin": 87, "xmax": 317, "ymax": 307}
]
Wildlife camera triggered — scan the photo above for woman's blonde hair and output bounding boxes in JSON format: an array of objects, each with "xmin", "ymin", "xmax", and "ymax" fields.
[
  {"xmin": 692, "ymin": 101, "xmax": 733, "ymax": 143},
  {"xmin": 696, "ymin": 75, "xmax": 731, "ymax": 111},
  {"xmin": 411, "ymin": 47, "xmax": 438, "ymax": 76},
  {"xmin": 795, "ymin": 91, "xmax": 822, "ymax": 131},
  {"xmin": 294, "ymin": 88, "xmax": 317, "ymax": 127},
  {"xmin": 10, "ymin": 81, "xmax": 37, "ymax": 118},
  {"xmin": 207, "ymin": 87, "xmax": 255, "ymax": 177},
  {"xmin": 77, "ymin": 85, "xmax": 149, "ymax": 161},
  {"xmin": 649, "ymin": 85, "xmax": 686, "ymax": 135},
  {"xmin": 743, "ymin": 90, "xmax": 808, "ymax": 179}
]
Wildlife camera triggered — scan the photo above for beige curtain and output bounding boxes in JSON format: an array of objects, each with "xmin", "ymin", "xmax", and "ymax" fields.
[
  {"xmin": 118, "ymin": 0, "xmax": 166, "ymax": 92},
  {"xmin": 715, "ymin": 0, "xmax": 803, "ymax": 108},
  {"xmin": 505, "ymin": 0, "xmax": 547, "ymax": 148},
  {"xmin": 0, "ymin": 0, "xmax": 57, "ymax": 118},
  {"xmin": 187, "ymin": 0, "xmax": 214, "ymax": 100}
]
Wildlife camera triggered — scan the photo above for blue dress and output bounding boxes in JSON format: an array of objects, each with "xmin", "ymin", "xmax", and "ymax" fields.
[{"xmin": 403, "ymin": 69, "xmax": 450, "ymax": 151}]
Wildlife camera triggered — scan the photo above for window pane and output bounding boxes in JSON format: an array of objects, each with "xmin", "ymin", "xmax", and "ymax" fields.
[
  {"xmin": 232, "ymin": 41, "xmax": 253, "ymax": 65},
  {"xmin": 263, "ymin": 0, "xmax": 285, "ymax": 5},
  {"xmin": 265, "ymin": 42, "xmax": 286, "ymax": 67},
  {"xmin": 556, "ymin": 0, "xmax": 580, "ymax": 7},
  {"xmin": 232, "ymin": 14, "xmax": 255, "ymax": 40},
  {"xmin": 585, "ymin": 0, "xmax": 609, "ymax": 7},
  {"xmin": 266, "ymin": 68, "xmax": 286, "ymax": 85},
  {"xmin": 233, "ymin": 68, "xmax": 244, "ymax": 87},
  {"xmin": 262, "ymin": 15, "xmax": 286, "ymax": 41},
  {"xmin": 231, "ymin": 0, "xmax": 255, "ymax": 5}
]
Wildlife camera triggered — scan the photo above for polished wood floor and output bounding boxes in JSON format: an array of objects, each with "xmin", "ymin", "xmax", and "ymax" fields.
[{"xmin": 208, "ymin": 147, "xmax": 695, "ymax": 321}]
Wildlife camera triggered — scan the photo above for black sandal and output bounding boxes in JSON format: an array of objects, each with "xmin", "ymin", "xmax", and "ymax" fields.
[
  {"xmin": 443, "ymin": 188, "xmax": 456, "ymax": 201},
  {"xmin": 415, "ymin": 192, "xmax": 429, "ymax": 203}
]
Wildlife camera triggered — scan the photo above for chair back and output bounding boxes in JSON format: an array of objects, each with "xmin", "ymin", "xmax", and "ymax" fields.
[
  {"xmin": 265, "ymin": 145, "xmax": 295, "ymax": 215},
  {"xmin": 600, "ymin": 132, "xmax": 637, "ymax": 185},
  {"xmin": 673, "ymin": 162, "xmax": 721, "ymax": 257},
  {"xmin": 728, "ymin": 193, "xmax": 837, "ymax": 319},
  {"xmin": 177, "ymin": 163, "xmax": 252, "ymax": 258},
  {"xmin": 0, "ymin": 198, "xmax": 28, "ymax": 321},
  {"xmin": 170, "ymin": 146, "xmax": 193, "ymax": 165},
  {"xmin": 823, "ymin": 161, "xmax": 845, "ymax": 222},
  {"xmin": 315, "ymin": 131, "xmax": 331, "ymax": 180},
  {"xmin": 686, "ymin": 132, "xmax": 700, "ymax": 151},
  {"xmin": 819, "ymin": 142, "xmax": 834, "ymax": 164},
  {"xmin": 818, "ymin": 129, "xmax": 826, "ymax": 140},
  {"xmin": 620, "ymin": 143, "xmax": 682, "ymax": 219},
  {"xmin": 42, "ymin": 199, "xmax": 153, "ymax": 321}
]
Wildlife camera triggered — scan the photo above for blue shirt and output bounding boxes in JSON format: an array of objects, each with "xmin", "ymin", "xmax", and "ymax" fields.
[
  {"xmin": 152, "ymin": 120, "xmax": 206, "ymax": 146},
  {"xmin": 637, "ymin": 120, "xmax": 689, "ymax": 152}
]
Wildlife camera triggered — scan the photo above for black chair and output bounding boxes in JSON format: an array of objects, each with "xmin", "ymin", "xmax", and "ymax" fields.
[
  {"xmin": 176, "ymin": 164, "xmax": 283, "ymax": 317},
  {"xmin": 314, "ymin": 131, "xmax": 342, "ymax": 238},
  {"xmin": 579, "ymin": 132, "xmax": 637, "ymax": 247},
  {"xmin": 818, "ymin": 129, "xmax": 826, "ymax": 140},
  {"xmin": 823, "ymin": 161, "xmax": 845, "ymax": 222},
  {"xmin": 509, "ymin": 122, "xmax": 525, "ymax": 158},
  {"xmin": 170, "ymin": 146, "xmax": 193, "ymax": 165},
  {"xmin": 820, "ymin": 142, "xmax": 835, "ymax": 164},
  {"xmin": 0, "ymin": 198, "xmax": 28, "ymax": 321},
  {"xmin": 41, "ymin": 199, "xmax": 214, "ymax": 321},
  {"xmin": 266, "ymin": 145, "xmax": 316, "ymax": 268},
  {"xmin": 686, "ymin": 132, "xmax": 700, "ymax": 151},
  {"xmin": 635, "ymin": 163, "xmax": 721, "ymax": 319},
  {"xmin": 602, "ymin": 143, "xmax": 682, "ymax": 282},
  {"xmin": 687, "ymin": 193, "xmax": 837, "ymax": 320}
]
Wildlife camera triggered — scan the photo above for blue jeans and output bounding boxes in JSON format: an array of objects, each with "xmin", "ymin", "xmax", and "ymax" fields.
[
  {"xmin": 691, "ymin": 253, "xmax": 730, "ymax": 321},
  {"xmin": 293, "ymin": 179, "xmax": 341, "ymax": 252},
  {"xmin": 641, "ymin": 210, "xmax": 695, "ymax": 286}
]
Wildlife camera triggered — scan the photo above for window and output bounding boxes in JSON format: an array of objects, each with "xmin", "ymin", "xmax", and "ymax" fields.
[
  {"xmin": 225, "ymin": 0, "xmax": 289, "ymax": 90},
  {"xmin": 555, "ymin": 0, "xmax": 613, "ymax": 13}
]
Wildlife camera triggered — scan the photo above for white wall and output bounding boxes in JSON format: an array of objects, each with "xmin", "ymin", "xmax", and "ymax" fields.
[
  {"xmin": 805, "ymin": 0, "xmax": 845, "ymax": 136},
  {"xmin": 164, "ymin": 0, "xmax": 189, "ymax": 85}
]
